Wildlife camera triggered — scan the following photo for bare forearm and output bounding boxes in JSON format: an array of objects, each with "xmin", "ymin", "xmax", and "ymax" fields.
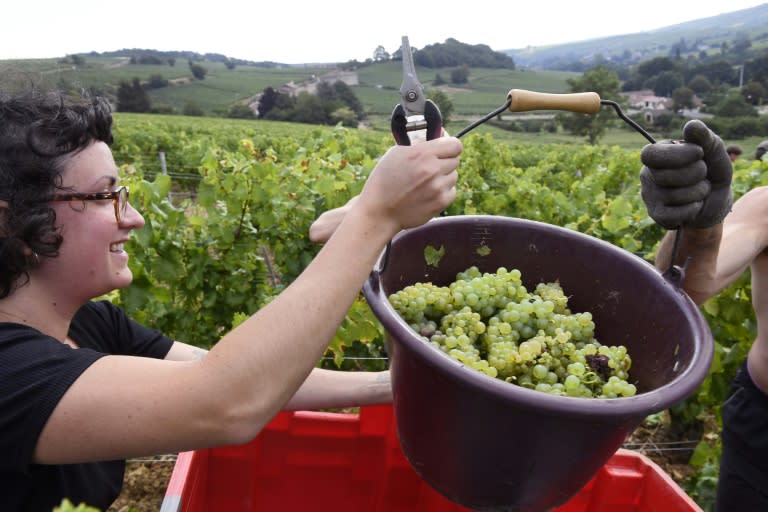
[
  {"xmin": 166, "ymin": 344, "xmax": 391, "ymax": 411},
  {"xmin": 283, "ymin": 368, "xmax": 392, "ymax": 410},
  {"xmin": 199, "ymin": 208, "xmax": 398, "ymax": 440},
  {"xmin": 655, "ymin": 226, "xmax": 723, "ymax": 305}
]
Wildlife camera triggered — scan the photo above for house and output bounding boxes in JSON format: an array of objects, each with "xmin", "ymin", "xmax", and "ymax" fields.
[{"xmin": 622, "ymin": 90, "xmax": 674, "ymax": 124}]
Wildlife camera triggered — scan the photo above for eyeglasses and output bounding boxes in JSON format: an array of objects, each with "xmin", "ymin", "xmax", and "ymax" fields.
[{"xmin": 51, "ymin": 185, "xmax": 130, "ymax": 224}]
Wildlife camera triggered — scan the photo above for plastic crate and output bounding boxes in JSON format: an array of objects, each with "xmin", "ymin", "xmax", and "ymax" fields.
[{"xmin": 161, "ymin": 405, "xmax": 702, "ymax": 512}]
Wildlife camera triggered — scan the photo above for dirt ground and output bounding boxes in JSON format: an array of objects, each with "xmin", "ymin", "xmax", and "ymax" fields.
[
  {"xmin": 108, "ymin": 458, "xmax": 174, "ymax": 512},
  {"xmin": 107, "ymin": 412, "xmax": 702, "ymax": 511}
]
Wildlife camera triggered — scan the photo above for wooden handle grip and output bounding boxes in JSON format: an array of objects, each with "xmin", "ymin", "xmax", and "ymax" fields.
[{"xmin": 506, "ymin": 89, "xmax": 601, "ymax": 114}]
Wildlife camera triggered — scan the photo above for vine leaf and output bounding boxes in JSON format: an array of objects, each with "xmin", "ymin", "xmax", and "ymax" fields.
[{"xmin": 424, "ymin": 245, "xmax": 446, "ymax": 267}]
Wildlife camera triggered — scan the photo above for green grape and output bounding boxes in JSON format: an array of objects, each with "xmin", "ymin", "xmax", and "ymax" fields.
[{"xmin": 387, "ymin": 266, "xmax": 637, "ymax": 399}]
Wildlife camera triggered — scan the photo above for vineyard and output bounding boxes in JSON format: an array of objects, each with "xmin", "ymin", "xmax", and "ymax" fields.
[{"xmin": 105, "ymin": 112, "xmax": 766, "ymax": 511}]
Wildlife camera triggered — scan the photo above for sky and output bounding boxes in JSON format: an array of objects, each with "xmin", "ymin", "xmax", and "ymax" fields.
[{"xmin": 2, "ymin": 1, "xmax": 766, "ymax": 64}]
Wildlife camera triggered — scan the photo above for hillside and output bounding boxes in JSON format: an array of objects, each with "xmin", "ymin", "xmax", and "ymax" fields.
[
  {"xmin": 507, "ymin": 4, "xmax": 768, "ymax": 70},
  {"xmin": 3, "ymin": 4, "xmax": 767, "ymax": 121},
  {"xmin": 0, "ymin": 55, "xmax": 578, "ymax": 118}
]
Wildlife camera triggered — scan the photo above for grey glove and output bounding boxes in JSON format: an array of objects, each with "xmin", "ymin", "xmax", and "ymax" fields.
[{"xmin": 640, "ymin": 120, "xmax": 733, "ymax": 230}]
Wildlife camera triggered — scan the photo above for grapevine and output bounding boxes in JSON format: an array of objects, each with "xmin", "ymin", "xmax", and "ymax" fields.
[{"xmin": 388, "ymin": 266, "xmax": 636, "ymax": 398}]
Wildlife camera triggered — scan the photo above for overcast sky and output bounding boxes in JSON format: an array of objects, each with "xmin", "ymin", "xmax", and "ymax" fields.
[{"xmin": 2, "ymin": 1, "xmax": 766, "ymax": 64}]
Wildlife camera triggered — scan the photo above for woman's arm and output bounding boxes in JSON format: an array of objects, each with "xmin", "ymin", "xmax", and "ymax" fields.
[
  {"xmin": 165, "ymin": 341, "xmax": 392, "ymax": 410},
  {"xmin": 35, "ymin": 138, "xmax": 459, "ymax": 464}
]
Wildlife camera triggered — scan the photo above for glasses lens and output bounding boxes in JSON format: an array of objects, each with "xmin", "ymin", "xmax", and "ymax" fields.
[{"xmin": 118, "ymin": 187, "xmax": 129, "ymax": 222}]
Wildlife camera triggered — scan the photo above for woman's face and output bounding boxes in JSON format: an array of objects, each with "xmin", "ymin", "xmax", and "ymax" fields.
[{"xmin": 44, "ymin": 141, "xmax": 145, "ymax": 300}]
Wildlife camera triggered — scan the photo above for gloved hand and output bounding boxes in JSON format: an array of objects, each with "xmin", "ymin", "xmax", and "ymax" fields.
[{"xmin": 639, "ymin": 120, "xmax": 733, "ymax": 230}]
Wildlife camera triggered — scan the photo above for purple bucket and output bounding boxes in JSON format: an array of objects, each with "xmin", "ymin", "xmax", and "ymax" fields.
[{"xmin": 362, "ymin": 215, "xmax": 713, "ymax": 512}]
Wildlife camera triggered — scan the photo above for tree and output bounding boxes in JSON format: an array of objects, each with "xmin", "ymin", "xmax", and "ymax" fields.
[
  {"xmin": 687, "ymin": 75, "xmax": 713, "ymax": 96},
  {"xmin": 672, "ymin": 87, "xmax": 695, "ymax": 111},
  {"xmin": 426, "ymin": 89, "xmax": 454, "ymax": 124},
  {"xmin": 227, "ymin": 104, "xmax": 255, "ymax": 119},
  {"xmin": 711, "ymin": 91, "xmax": 757, "ymax": 117},
  {"xmin": 67, "ymin": 54, "xmax": 85, "ymax": 66},
  {"xmin": 292, "ymin": 92, "xmax": 328, "ymax": 124},
  {"xmin": 450, "ymin": 65, "xmax": 470, "ymax": 84},
  {"xmin": 146, "ymin": 74, "xmax": 168, "ymax": 89},
  {"xmin": 652, "ymin": 70, "xmax": 684, "ymax": 97},
  {"xmin": 373, "ymin": 45, "xmax": 390, "ymax": 62},
  {"xmin": 331, "ymin": 81, "xmax": 364, "ymax": 119},
  {"xmin": 188, "ymin": 60, "xmax": 207, "ymax": 80},
  {"xmin": 263, "ymin": 93, "xmax": 296, "ymax": 122},
  {"xmin": 329, "ymin": 106, "xmax": 358, "ymax": 127},
  {"xmin": 635, "ymin": 57, "xmax": 677, "ymax": 83},
  {"xmin": 257, "ymin": 87, "xmax": 279, "ymax": 119},
  {"xmin": 116, "ymin": 78, "xmax": 151, "ymax": 113},
  {"xmin": 741, "ymin": 81, "xmax": 767, "ymax": 106},
  {"xmin": 557, "ymin": 66, "xmax": 621, "ymax": 145}
]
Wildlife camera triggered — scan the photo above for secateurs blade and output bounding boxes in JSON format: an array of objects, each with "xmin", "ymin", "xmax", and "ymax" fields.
[{"xmin": 391, "ymin": 35, "xmax": 442, "ymax": 145}]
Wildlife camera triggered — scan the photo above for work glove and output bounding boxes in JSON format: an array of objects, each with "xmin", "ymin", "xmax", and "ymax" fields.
[{"xmin": 639, "ymin": 120, "xmax": 733, "ymax": 230}]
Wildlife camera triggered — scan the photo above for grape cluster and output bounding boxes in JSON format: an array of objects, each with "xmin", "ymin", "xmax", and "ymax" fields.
[{"xmin": 388, "ymin": 266, "xmax": 636, "ymax": 398}]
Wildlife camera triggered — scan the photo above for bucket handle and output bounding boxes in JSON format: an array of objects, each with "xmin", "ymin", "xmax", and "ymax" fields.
[
  {"xmin": 376, "ymin": 241, "xmax": 392, "ymax": 275},
  {"xmin": 661, "ymin": 229, "xmax": 689, "ymax": 289}
]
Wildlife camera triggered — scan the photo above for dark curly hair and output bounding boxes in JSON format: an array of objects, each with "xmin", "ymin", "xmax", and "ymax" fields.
[{"xmin": 0, "ymin": 90, "xmax": 114, "ymax": 298}]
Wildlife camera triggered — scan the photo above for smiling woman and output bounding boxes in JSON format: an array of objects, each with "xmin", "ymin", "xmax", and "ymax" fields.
[{"xmin": 0, "ymin": 89, "xmax": 462, "ymax": 511}]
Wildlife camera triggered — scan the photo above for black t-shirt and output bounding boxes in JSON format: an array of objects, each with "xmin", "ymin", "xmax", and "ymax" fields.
[{"xmin": 0, "ymin": 300, "xmax": 174, "ymax": 511}]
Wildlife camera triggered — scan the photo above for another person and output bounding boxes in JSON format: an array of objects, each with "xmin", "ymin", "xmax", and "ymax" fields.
[
  {"xmin": 726, "ymin": 144, "xmax": 742, "ymax": 162},
  {"xmin": 639, "ymin": 120, "xmax": 767, "ymax": 511},
  {"xmin": 0, "ymin": 91, "xmax": 462, "ymax": 510},
  {"xmin": 756, "ymin": 140, "xmax": 768, "ymax": 161}
]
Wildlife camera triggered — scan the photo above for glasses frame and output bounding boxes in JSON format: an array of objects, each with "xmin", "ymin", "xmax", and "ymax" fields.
[{"xmin": 51, "ymin": 185, "xmax": 129, "ymax": 224}]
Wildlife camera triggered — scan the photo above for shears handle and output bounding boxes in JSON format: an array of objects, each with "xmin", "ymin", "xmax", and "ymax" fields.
[{"xmin": 391, "ymin": 100, "xmax": 443, "ymax": 145}]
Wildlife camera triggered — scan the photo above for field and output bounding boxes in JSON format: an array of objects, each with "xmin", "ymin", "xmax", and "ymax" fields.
[
  {"xmin": 2, "ymin": 54, "xmax": 764, "ymax": 153},
  {"xmin": 0, "ymin": 55, "xmax": 581, "ymax": 118}
]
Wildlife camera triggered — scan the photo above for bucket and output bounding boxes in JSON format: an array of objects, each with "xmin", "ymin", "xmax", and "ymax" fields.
[{"xmin": 362, "ymin": 215, "xmax": 713, "ymax": 512}]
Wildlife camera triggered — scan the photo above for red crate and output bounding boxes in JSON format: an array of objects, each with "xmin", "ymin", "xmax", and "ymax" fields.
[{"xmin": 161, "ymin": 405, "xmax": 702, "ymax": 512}]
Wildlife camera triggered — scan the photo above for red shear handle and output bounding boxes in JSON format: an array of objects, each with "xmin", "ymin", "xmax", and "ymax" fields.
[{"xmin": 507, "ymin": 89, "xmax": 601, "ymax": 114}]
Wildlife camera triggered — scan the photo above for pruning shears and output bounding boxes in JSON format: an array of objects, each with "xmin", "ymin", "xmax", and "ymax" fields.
[{"xmin": 391, "ymin": 36, "xmax": 442, "ymax": 145}]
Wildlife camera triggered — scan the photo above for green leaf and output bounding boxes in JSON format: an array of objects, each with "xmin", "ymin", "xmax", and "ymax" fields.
[{"xmin": 424, "ymin": 245, "xmax": 445, "ymax": 267}]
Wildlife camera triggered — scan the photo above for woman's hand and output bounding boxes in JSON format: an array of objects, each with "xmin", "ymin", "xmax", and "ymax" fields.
[
  {"xmin": 356, "ymin": 136, "xmax": 461, "ymax": 234},
  {"xmin": 309, "ymin": 196, "xmax": 359, "ymax": 244},
  {"xmin": 309, "ymin": 135, "xmax": 461, "ymax": 244}
]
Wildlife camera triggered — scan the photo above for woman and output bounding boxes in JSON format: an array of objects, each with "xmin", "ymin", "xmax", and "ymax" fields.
[{"xmin": 0, "ymin": 91, "xmax": 461, "ymax": 510}]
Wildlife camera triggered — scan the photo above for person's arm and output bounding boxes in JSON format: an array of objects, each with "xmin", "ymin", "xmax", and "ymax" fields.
[
  {"xmin": 309, "ymin": 195, "xmax": 358, "ymax": 244},
  {"xmin": 35, "ymin": 137, "xmax": 460, "ymax": 464},
  {"xmin": 654, "ymin": 187, "xmax": 768, "ymax": 305},
  {"xmin": 640, "ymin": 120, "xmax": 733, "ymax": 305},
  {"xmin": 654, "ymin": 226, "xmax": 723, "ymax": 305},
  {"xmin": 310, "ymin": 129, "xmax": 450, "ymax": 245},
  {"xmin": 165, "ymin": 341, "xmax": 392, "ymax": 410}
]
